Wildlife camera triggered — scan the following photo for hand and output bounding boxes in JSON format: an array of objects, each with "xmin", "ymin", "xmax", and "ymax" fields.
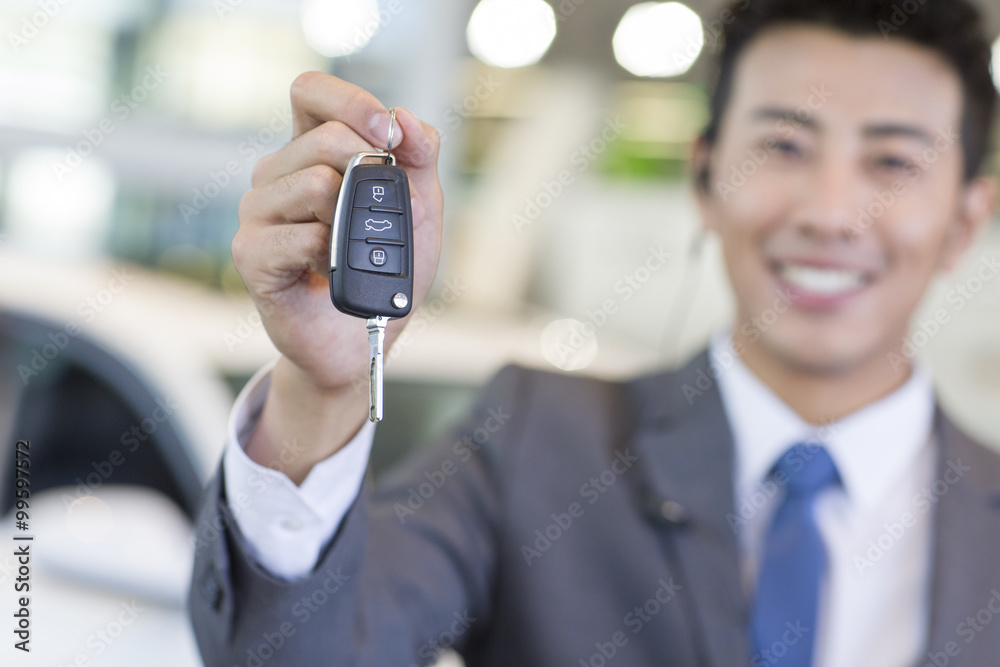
[{"xmin": 232, "ymin": 72, "xmax": 443, "ymax": 480}]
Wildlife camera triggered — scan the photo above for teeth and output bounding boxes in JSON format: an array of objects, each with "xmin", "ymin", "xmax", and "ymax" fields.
[{"xmin": 780, "ymin": 264, "xmax": 865, "ymax": 295}]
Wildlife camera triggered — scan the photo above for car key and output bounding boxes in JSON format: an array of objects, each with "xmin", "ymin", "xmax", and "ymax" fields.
[{"xmin": 329, "ymin": 108, "xmax": 413, "ymax": 422}]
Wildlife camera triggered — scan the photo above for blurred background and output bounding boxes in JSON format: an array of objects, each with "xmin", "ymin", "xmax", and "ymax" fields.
[{"xmin": 0, "ymin": 0, "xmax": 998, "ymax": 664}]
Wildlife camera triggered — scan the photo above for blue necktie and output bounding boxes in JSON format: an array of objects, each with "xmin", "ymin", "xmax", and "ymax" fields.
[{"xmin": 750, "ymin": 444, "xmax": 839, "ymax": 666}]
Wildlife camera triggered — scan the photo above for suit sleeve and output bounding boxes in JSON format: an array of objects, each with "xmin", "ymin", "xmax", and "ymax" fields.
[{"xmin": 187, "ymin": 364, "xmax": 529, "ymax": 666}]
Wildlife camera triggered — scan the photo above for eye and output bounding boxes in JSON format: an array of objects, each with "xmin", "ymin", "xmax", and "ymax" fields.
[
  {"xmin": 763, "ymin": 137, "xmax": 805, "ymax": 158},
  {"xmin": 772, "ymin": 139, "xmax": 801, "ymax": 156},
  {"xmin": 873, "ymin": 155, "xmax": 911, "ymax": 172}
]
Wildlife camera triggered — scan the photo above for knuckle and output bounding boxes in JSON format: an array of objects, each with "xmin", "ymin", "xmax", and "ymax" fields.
[
  {"xmin": 309, "ymin": 225, "xmax": 329, "ymax": 260},
  {"xmin": 290, "ymin": 71, "xmax": 322, "ymax": 103},
  {"xmin": 314, "ymin": 121, "xmax": 349, "ymax": 163},
  {"xmin": 342, "ymin": 86, "xmax": 371, "ymax": 117},
  {"xmin": 303, "ymin": 164, "xmax": 339, "ymax": 202},
  {"xmin": 424, "ymin": 124, "xmax": 441, "ymax": 154},
  {"xmin": 230, "ymin": 229, "xmax": 247, "ymax": 268},
  {"xmin": 237, "ymin": 190, "xmax": 257, "ymax": 225},
  {"xmin": 250, "ymin": 153, "xmax": 273, "ymax": 188}
]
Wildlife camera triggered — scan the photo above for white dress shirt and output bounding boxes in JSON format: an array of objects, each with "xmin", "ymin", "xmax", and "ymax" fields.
[
  {"xmin": 223, "ymin": 360, "xmax": 376, "ymax": 580},
  {"xmin": 709, "ymin": 333, "xmax": 936, "ymax": 667},
  {"xmin": 225, "ymin": 334, "xmax": 937, "ymax": 666}
]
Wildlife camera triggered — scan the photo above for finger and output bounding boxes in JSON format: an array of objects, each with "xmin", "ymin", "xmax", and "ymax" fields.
[
  {"xmin": 241, "ymin": 165, "xmax": 343, "ymax": 225},
  {"xmin": 390, "ymin": 106, "xmax": 441, "ymax": 173},
  {"xmin": 232, "ymin": 221, "xmax": 331, "ymax": 283},
  {"xmin": 389, "ymin": 106, "xmax": 443, "ymax": 206},
  {"xmin": 289, "ymin": 71, "xmax": 403, "ymax": 148},
  {"xmin": 253, "ymin": 120, "xmax": 374, "ymax": 189}
]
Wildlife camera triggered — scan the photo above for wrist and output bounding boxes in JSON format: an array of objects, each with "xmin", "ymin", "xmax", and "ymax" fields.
[{"xmin": 245, "ymin": 356, "xmax": 370, "ymax": 485}]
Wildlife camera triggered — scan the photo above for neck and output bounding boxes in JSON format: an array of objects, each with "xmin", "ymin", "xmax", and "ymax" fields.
[{"xmin": 730, "ymin": 331, "xmax": 913, "ymax": 425}]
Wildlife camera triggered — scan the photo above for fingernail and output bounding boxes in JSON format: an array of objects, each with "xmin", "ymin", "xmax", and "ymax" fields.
[{"xmin": 369, "ymin": 111, "xmax": 402, "ymax": 147}]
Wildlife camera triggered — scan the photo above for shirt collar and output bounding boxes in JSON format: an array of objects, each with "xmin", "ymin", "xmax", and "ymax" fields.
[{"xmin": 709, "ymin": 331, "xmax": 935, "ymax": 511}]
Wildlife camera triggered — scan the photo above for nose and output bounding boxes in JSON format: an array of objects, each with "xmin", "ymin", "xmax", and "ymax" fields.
[{"xmin": 791, "ymin": 152, "xmax": 859, "ymax": 242}]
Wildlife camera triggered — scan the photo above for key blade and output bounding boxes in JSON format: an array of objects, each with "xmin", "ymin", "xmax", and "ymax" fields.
[{"xmin": 366, "ymin": 316, "xmax": 388, "ymax": 422}]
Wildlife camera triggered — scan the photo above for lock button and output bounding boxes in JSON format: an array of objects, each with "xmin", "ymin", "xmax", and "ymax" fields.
[{"xmin": 353, "ymin": 179, "xmax": 400, "ymax": 209}]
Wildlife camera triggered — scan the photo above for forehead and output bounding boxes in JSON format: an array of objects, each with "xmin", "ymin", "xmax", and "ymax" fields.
[{"xmin": 726, "ymin": 24, "xmax": 963, "ymax": 132}]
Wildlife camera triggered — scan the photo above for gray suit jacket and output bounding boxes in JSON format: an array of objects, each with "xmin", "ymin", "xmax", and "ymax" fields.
[{"xmin": 188, "ymin": 351, "xmax": 1000, "ymax": 666}]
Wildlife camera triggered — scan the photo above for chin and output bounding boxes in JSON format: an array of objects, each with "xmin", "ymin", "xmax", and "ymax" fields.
[{"xmin": 756, "ymin": 319, "xmax": 887, "ymax": 376}]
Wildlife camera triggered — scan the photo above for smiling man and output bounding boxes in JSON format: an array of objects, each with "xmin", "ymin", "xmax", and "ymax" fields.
[{"xmin": 189, "ymin": 0, "xmax": 1000, "ymax": 666}]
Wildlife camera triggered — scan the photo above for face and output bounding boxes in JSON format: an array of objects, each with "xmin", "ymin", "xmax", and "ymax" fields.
[{"xmin": 697, "ymin": 25, "xmax": 995, "ymax": 376}]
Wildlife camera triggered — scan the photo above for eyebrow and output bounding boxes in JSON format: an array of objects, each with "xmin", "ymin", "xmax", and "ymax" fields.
[
  {"xmin": 750, "ymin": 106, "xmax": 936, "ymax": 145},
  {"xmin": 751, "ymin": 107, "xmax": 819, "ymax": 130},
  {"xmin": 860, "ymin": 123, "xmax": 935, "ymax": 145}
]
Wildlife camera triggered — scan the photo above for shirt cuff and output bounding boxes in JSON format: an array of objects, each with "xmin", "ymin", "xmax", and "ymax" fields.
[{"xmin": 222, "ymin": 359, "xmax": 375, "ymax": 580}]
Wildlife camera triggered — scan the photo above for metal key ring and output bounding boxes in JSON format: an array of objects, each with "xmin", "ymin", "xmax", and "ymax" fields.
[{"xmin": 384, "ymin": 107, "xmax": 396, "ymax": 160}]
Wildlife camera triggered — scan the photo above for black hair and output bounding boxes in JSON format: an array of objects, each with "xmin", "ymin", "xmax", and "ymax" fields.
[{"xmin": 698, "ymin": 0, "xmax": 998, "ymax": 187}]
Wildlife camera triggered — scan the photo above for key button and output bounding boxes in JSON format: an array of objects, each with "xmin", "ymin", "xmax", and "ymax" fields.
[
  {"xmin": 354, "ymin": 179, "xmax": 400, "ymax": 208},
  {"xmin": 347, "ymin": 240, "xmax": 401, "ymax": 274},
  {"xmin": 349, "ymin": 209, "xmax": 403, "ymax": 241}
]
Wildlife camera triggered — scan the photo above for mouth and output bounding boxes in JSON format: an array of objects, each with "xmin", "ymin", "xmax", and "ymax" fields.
[{"xmin": 771, "ymin": 261, "xmax": 876, "ymax": 309}]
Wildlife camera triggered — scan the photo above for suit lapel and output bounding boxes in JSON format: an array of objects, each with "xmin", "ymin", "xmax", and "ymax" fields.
[
  {"xmin": 923, "ymin": 408, "xmax": 1000, "ymax": 662},
  {"xmin": 627, "ymin": 351, "xmax": 750, "ymax": 666}
]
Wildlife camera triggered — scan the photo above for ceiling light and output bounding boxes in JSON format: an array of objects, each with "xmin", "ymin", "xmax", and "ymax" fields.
[
  {"xmin": 613, "ymin": 2, "xmax": 704, "ymax": 78},
  {"xmin": 467, "ymin": 0, "xmax": 557, "ymax": 69}
]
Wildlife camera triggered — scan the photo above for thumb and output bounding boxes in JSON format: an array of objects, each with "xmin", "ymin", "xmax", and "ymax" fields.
[{"xmin": 389, "ymin": 106, "xmax": 441, "ymax": 173}]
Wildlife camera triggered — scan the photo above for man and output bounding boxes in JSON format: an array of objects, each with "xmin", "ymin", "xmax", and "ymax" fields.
[{"xmin": 189, "ymin": 0, "xmax": 1000, "ymax": 665}]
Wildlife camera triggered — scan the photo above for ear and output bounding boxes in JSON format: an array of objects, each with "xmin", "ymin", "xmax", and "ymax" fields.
[
  {"xmin": 691, "ymin": 135, "xmax": 721, "ymax": 234},
  {"xmin": 938, "ymin": 175, "xmax": 997, "ymax": 271}
]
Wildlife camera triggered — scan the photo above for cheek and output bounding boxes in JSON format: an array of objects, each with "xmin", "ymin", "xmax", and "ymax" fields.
[
  {"xmin": 881, "ymin": 204, "xmax": 952, "ymax": 268},
  {"xmin": 715, "ymin": 174, "xmax": 789, "ymax": 236}
]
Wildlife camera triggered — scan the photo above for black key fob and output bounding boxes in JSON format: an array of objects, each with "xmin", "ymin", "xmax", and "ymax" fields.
[{"xmin": 329, "ymin": 151, "xmax": 414, "ymax": 319}]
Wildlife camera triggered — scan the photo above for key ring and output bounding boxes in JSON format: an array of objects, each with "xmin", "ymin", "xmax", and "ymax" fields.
[{"xmin": 384, "ymin": 107, "xmax": 396, "ymax": 164}]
